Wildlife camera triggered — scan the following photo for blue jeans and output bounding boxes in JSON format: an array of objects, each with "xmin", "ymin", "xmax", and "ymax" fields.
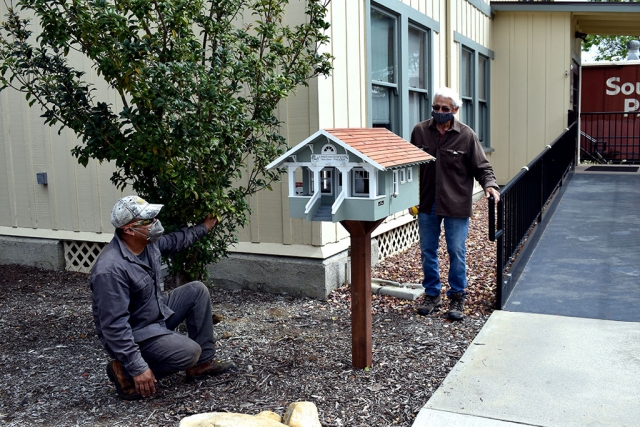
[{"xmin": 418, "ymin": 204, "xmax": 469, "ymax": 298}]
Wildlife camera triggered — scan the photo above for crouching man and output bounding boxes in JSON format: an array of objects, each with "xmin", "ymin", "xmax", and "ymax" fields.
[{"xmin": 90, "ymin": 196, "xmax": 235, "ymax": 400}]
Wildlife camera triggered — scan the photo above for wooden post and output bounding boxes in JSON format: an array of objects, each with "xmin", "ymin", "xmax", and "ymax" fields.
[{"xmin": 340, "ymin": 219, "xmax": 385, "ymax": 369}]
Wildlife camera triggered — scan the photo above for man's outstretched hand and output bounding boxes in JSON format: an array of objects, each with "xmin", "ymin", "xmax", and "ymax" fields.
[
  {"xmin": 133, "ymin": 368, "xmax": 157, "ymax": 398},
  {"xmin": 203, "ymin": 215, "xmax": 219, "ymax": 231}
]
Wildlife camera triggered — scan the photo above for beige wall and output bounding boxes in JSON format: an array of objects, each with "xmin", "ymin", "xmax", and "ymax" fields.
[
  {"xmin": 5, "ymin": 1, "xmax": 574, "ymax": 260},
  {"xmin": 0, "ymin": 1, "xmax": 359, "ymax": 256},
  {"xmin": 490, "ymin": 11, "xmax": 572, "ymax": 184},
  {"xmin": 0, "ymin": 1, "xmax": 123, "ymax": 242},
  {"xmin": 237, "ymin": 1, "xmax": 339, "ymax": 252}
]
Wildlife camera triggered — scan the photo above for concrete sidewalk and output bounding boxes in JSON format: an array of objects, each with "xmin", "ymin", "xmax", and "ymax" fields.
[
  {"xmin": 412, "ymin": 168, "xmax": 640, "ymax": 427},
  {"xmin": 413, "ymin": 311, "xmax": 640, "ymax": 427}
]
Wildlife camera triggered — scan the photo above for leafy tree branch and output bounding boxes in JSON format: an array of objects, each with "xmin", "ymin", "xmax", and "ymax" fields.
[{"xmin": 0, "ymin": 0, "xmax": 333, "ymax": 281}]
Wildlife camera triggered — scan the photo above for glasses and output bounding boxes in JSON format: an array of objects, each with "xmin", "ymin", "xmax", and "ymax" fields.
[
  {"xmin": 131, "ymin": 218, "xmax": 155, "ymax": 227},
  {"xmin": 432, "ymin": 105, "xmax": 452, "ymax": 113}
]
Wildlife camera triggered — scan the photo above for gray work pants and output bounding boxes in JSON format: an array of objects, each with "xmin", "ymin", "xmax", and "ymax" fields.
[{"xmin": 137, "ymin": 281, "xmax": 215, "ymax": 377}]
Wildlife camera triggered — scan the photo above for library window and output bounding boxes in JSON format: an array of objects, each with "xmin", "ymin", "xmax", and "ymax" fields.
[
  {"xmin": 309, "ymin": 168, "xmax": 334, "ymax": 195},
  {"xmin": 352, "ymin": 168, "xmax": 370, "ymax": 197},
  {"xmin": 393, "ymin": 170, "xmax": 399, "ymax": 195}
]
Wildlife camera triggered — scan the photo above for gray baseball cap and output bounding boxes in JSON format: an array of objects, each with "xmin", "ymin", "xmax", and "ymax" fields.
[{"xmin": 111, "ymin": 195, "xmax": 163, "ymax": 228}]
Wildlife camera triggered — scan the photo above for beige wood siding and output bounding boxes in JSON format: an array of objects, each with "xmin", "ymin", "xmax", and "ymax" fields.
[
  {"xmin": 0, "ymin": 34, "xmax": 122, "ymax": 242},
  {"xmin": 0, "ymin": 2, "xmax": 335, "ymax": 255},
  {"xmin": 318, "ymin": 0, "xmax": 368, "ymax": 246},
  {"xmin": 2, "ymin": 0, "xmax": 503, "ymax": 259},
  {"xmin": 490, "ymin": 11, "xmax": 572, "ymax": 184},
  {"xmin": 241, "ymin": 1, "xmax": 327, "ymax": 249}
]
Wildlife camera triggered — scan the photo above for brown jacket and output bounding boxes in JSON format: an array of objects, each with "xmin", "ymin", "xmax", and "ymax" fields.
[{"xmin": 410, "ymin": 117, "xmax": 498, "ymax": 218}]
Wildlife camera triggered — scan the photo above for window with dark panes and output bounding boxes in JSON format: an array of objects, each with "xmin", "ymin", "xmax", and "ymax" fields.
[
  {"xmin": 371, "ymin": 8, "xmax": 398, "ymax": 132},
  {"xmin": 321, "ymin": 168, "xmax": 333, "ymax": 195},
  {"xmin": 478, "ymin": 54, "xmax": 489, "ymax": 147},
  {"xmin": 369, "ymin": 3, "xmax": 435, "ymax": 139},
  {"xmin": 456, "ymin": 33, "xmax": 492, "ymax": 148},
  {"xmin": 352, "ymin": 168, "xmax": 370, "ymax": 197},
  {"xmin": 392, "ymin": 170, "xmax": 399, "ymax": 195},
  {"xmin": 408, "ymin": 26, "xmax": 429, "ymax": 130},
  {"xmin": 460, "ymin": 47, "xmax": 474, "ymax": 127}
]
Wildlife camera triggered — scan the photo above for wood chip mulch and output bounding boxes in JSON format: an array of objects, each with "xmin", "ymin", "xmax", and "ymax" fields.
[{"xmin": 0, "ymin": 200, "xmax": 496, "ymax": 427}]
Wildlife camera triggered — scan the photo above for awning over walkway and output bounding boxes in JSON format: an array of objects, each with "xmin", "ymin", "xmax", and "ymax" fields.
[{"xmin": 492, "ymin": 1, "xmax": 640, "ymax": 36}]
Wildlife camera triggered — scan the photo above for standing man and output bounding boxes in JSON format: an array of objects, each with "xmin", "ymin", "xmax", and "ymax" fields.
[
  {"xmin": 411, "ymin": 87, "xmax": 500, "ymax": 321},
  {"xmin": 91, "ymin": 196, "xmax": 235, "ymax": 401}
]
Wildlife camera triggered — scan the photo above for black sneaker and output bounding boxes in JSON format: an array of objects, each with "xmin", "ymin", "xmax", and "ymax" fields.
[
  {"xmin": 447, "ymin": 292, "xmax": 466, "ymax": 321},
  {"xmin": 416, "ymin": 294, "xmax": 442, "ymax": 315}
]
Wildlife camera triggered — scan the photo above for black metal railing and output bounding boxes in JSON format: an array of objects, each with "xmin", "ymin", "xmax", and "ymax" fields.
[
  {"xmin": 489, "ymin": 122, "xmax": 577, "ymax": 309},
  {"xmin": 580, "ymin": 112, "xmax": 640, "ymax": 163}
]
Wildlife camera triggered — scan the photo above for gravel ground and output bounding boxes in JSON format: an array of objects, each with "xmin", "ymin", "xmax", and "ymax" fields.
[{"xmin": 0, "ymin": 200, "xmax": 496, "ymax": 427}]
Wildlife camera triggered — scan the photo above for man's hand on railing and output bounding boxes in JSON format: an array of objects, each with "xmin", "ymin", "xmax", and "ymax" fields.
[
  {"xmin": 485, "ymin": 186, "xmax": 500, "ymax": 203},
  {"xmin": 488, "ymin": 194, "xmax": 499, "ymax": 242}
]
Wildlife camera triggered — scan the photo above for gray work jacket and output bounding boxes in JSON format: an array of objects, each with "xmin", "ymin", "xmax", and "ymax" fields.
[
  {"xmin": 410, "ymin": 117, "xmax": 499, "ymax": 218},
  {"xmin": 90, "ymin": 223, "xmax": 208, "ymax": 377}
]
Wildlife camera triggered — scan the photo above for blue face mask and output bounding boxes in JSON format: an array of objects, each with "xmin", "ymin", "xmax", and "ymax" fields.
[{"xmin": 431, "ymin": 110, "xmax": 455, "ymax": 124}]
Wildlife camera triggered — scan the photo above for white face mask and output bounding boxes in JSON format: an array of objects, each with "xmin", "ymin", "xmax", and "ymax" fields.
[{"xmin": 131, "ymin": 220, "xmax": 164, "ymax": 243}]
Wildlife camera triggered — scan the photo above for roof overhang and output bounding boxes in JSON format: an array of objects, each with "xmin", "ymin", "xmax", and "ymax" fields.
[{"xmin": 491, "ymin": 1, "xmax": 640, "ymax": 37}]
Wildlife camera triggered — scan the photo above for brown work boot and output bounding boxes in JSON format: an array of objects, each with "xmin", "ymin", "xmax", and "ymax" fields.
[
  {"xmin": 447, "ymin": 292, "xmax": 466, "ymax": 321},
  {"xmin": 185, "ymin": 359, "xmax": 237, "ymax": 382},
  {"xmin": 416, "ymin": 294, "xmax": 442, "ymax": 316},
  {"xmin": 106, "ymin": 360, "xmax": 142, "ymax": 401}
]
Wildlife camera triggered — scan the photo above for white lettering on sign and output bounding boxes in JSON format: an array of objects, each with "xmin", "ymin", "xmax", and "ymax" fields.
[
  {"xmin": 625, "ymin": 98, "xmax": 640, "ymax": 113},
  {"xmin": 605, "ymin": 77, "xmax": 640, "ymax": 112},
  {"xmin": 606, "ymin": 77, "xmax": 640, "ymax": 96},
  {"xmin": 311, "ymin": 154, "xmax": 349, "ymax": 162},
  {"xmin": 622, "ymin": 82, "xmax": 635, "ymax": 95},
  {"xmin": 606, "ymin": 77, "xmax": 620, "ymax": 95}
]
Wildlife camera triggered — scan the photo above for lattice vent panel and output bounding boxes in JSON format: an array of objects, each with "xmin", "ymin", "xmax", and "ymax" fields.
[
  {"xmin": 376, "ymin": 220, "xmax": 419, "ymax": 261},
  {"xmin": 64, "ymin": 241, "xmax": 107, "ymax": 273}
]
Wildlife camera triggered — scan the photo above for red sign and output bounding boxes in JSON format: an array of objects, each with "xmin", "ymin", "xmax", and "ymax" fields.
[{"xmin": 582, "ymin": 64, "xmax": 640, "ymax": 112}]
